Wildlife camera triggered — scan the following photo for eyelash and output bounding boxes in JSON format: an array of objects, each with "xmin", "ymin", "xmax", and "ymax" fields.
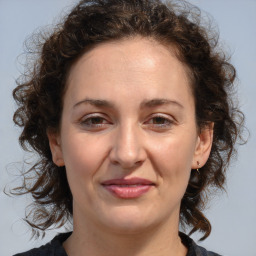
[
  {"xmin": 79, "ymin": 114, "xmax": 174, "ymax": 131},
  {"xmin": 80, "ymin": 115, "xmax": 111, "ymax": 129},
  {"xmin": 145, "ymin": 115, "xmax": 174, "ymax": 129}
]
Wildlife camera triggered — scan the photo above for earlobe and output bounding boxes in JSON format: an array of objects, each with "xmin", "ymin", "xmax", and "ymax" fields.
[
  {"xmin": 47, "ymin": 131, "xmax": 65, "ymax": 167},
  {"xmin": 192, "ymin": 122, "xmax": 214, "ymax": 169}
]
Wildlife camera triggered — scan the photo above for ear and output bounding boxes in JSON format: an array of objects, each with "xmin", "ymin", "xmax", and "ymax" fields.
[
  {"xmin": 192, "ymin": 122, "xmax": 214, "ymax": 169},
  {"xmin": 47, "ymin": 130, "xmax": 65, "ymax": 167}
]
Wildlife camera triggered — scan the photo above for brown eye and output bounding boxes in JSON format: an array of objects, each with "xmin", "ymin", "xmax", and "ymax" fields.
[
  {"xmin": 80, "ymin": 115, "xmax": 112, "ymax": 131},
  {"xmin": 88, "ymin": 117, "xmax": 105, "ymax": 124},
  {"xmin": 152, "ymin": 116, "xmax": 169, "ymax": 124},
  {"xmin": 145, "ymin": 114, "xmax": 174, "ymax": 130},
  {"xmin": 81, "ymin": 117, "xmax": 105, "ymax": 126}
]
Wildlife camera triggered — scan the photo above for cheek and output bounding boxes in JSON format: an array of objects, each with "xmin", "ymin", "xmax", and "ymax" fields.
[
  {"xmin": 61, "ymin": 133, "xmax": 110, "ymax": 179},
  {"xmin": 61, "ymin": 134, "xmax": 111, "ymax": 207},
  {"xmin": 151, "ymin": 136, "xmax": 195, "ymax": 170},
  {"xmin": 148, "ymin": 132, "xmax": 196, "ymax": 188}
]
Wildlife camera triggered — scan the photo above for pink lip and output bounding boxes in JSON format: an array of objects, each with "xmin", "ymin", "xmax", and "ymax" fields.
[{"xmin": 101, "ymin": 178, "xmax": 155, "ymax": 199}]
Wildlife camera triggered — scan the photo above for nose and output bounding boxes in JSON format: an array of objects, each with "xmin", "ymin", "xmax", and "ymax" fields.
[{"xmin": 109, "ymin": 123, "xmax": 147, "ymax": 169}]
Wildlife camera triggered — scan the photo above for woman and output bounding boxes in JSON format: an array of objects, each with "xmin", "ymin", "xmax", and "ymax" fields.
[{"xmin": 12, "ymin": 0, "xmax": 244, "ymax": 255}]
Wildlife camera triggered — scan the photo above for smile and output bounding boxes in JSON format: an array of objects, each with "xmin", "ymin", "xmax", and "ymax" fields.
[{"xmin": 101, "ymin": 178, "xmax": 155, "ymax": 199}]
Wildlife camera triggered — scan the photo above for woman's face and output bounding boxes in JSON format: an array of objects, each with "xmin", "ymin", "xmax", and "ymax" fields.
[{"xmin": 49, "ymin": 37, "xmax": 212, "ymax": 234}]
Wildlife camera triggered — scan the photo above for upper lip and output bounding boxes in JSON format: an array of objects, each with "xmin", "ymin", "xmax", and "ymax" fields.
[{"xmin": 101, "ymin": 177, "xmax": 155, "ymax": 186}]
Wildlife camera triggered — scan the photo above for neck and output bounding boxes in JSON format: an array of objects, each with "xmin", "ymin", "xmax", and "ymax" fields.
[{"xmin": 63, "ymin": 210, "xmax": 187, "ymax": 256}]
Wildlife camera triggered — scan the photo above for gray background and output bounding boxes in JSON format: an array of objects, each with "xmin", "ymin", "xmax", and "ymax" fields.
[{"xmin": 0, "ymin": 0, "xmax": 255, "ymax": 255}]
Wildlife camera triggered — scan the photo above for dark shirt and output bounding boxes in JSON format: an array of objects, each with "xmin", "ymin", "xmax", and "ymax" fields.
[{"xmin": 13, "ymin": 232, "xmax": 221, "ymax": 256}]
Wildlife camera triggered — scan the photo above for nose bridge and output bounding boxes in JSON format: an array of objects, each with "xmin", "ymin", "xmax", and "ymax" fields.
[{"xmin": 110, "ymin": 120, "xmax": 146, "ymax": 168}]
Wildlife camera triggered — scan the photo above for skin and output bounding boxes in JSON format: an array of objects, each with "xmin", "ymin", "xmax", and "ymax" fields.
[{"xmin": 48, "ymin": 37, "xmax": 213, "ymax": 256}]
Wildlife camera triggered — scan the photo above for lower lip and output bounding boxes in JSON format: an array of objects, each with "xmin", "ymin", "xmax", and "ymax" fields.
[{"xmin": 103, "ymin": 185, "xmax": 153, "ymax": 199}]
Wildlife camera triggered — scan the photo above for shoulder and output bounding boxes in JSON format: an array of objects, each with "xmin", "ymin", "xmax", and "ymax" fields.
[
  {"xmin": 179, "ymin": 232, "xmax": 222, "ymax": 256},
  {"xmin": 195, "ymin": 245, "xmax": 222, "ymax": 256},
  {"xmin": 13, "ymin": 232, "xmax": 71, "ymax": 256}
]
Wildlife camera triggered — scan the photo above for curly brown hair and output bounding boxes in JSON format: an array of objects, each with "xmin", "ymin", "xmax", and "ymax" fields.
[{"xmin": 12, "ymin": 0, "xmax": 244, "ymax": 240}]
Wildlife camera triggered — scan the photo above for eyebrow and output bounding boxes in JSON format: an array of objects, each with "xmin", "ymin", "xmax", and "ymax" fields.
[
  {"xmin": 140, "ymin": 98, "xmax": 184, "ymax": 109},
  {"xmin": 73, "ymin": 98, "xmax": 115, "ymax": 109},
  {"xmin": 73, "ymin": 98, "xmax": 183, "ymax": 109}
]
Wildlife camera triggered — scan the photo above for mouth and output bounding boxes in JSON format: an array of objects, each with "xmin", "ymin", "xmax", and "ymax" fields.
[{"xmin": 101, "ymin": 177, "xmax": 155, "ymax": 199}]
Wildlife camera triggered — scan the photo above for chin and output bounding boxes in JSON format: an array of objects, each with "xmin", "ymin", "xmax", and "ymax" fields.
[{"xmin": 98, "ymin": 206, "xmax": 160, "ymax": 234}]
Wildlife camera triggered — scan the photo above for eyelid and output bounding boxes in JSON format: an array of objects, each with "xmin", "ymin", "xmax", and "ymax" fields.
[
  {"xmin": 143, "ymin": 113, "xmax": 176, "ymax": 128},
  {"xmin": 79, "ymin": 113, "xmax": 112, "ymax": 129},
  {"xmin": 80, "ymin": 112, "xmax": 109, "ymax": 120},
  {"xmin": 78, "ymin": 112, "xmax": 176, "ymax": 131},
  {"xmin": 146, "ymin": 113, "xmax": 175, "ymax": 121}
]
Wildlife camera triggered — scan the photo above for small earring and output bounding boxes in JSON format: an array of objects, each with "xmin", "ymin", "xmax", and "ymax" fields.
[{"xmin": 196, "ymin": 161, "xmax": 200, "ymax": 174}]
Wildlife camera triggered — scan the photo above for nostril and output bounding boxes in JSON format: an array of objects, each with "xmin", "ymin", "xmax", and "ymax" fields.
[
  {"xmin": 109, "ymin": 129, "xmax": 147, "ymax": 168},
  {"xmin": 109, "ymin": 153, "xmax": 145, "ymax": 169}
]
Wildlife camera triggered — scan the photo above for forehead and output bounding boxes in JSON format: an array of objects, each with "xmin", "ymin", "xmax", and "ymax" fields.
[{"xmin": 65, "ymin": 37, "xmax": 194, "ymax": 107}]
